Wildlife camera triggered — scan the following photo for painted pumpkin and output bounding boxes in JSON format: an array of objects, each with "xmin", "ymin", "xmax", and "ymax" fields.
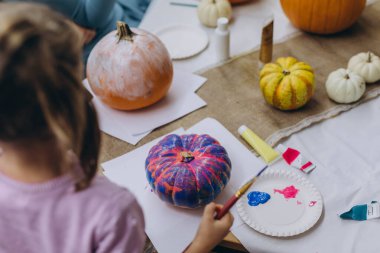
[
  {"xmin": 280, "ymin": 0, "xmax": 366, "ymax": 34},
  {"xmin": 145, "ymin": 134, "xmax": 232, "ymax": 208},
  {"xmin": 259, "ymin": 57, "xmax": 315, "ymax": 110},
  {"xmin": 87, "ymin": 22, "xmax": 173, "ymax": 110}
]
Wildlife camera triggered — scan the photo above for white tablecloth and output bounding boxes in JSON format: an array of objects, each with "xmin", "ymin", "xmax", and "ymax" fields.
[{"xmin": 232, "ymin": 94, "xmax": 380, "ymax": 253}]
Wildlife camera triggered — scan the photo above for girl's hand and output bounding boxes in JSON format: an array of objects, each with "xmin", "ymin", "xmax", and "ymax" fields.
[{"xmin": 185, "ymin": 202, "xmax": 234, "ymax": 253}]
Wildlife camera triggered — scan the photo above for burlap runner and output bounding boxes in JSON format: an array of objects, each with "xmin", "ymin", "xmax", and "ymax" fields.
[{"xmin": 101, "ymin": 1, "xmax": 380, "ymax": 163}]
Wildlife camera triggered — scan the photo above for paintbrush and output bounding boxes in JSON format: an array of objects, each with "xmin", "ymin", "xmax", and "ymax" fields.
[
  {"xmin": 182, "ymin": 165, "xmax": 269, "ymax": 252},
  {"xmin": 170, "ymin": 2, "xmax": 198, "ymax": 8},
  {"xmin": 214, "ymin": 164, "xmax": 269, "ymax": 220}
]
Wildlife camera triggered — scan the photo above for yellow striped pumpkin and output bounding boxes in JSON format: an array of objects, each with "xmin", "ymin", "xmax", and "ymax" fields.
[{"xmin": 259, "ymin": 57, "xmax": 315, "ymax": 111}]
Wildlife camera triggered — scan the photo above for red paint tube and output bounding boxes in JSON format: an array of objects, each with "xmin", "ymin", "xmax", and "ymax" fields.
[{"xmin": 277, "ymin": 144, "xmax": 316, "ymax": 173}]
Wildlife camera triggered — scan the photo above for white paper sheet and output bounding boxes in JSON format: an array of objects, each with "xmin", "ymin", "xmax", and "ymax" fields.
[
  {"xmin": 103, "ymin": 117, "xmax": 267, "ymax": 253},
  {"xmin": 83, "ymin": 68, "xmax": 207, "ymax": 145}
]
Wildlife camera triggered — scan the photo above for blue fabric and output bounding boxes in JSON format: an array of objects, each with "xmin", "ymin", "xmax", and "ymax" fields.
[{"xmin": 8, "ymin": 0, "xmax": 151, "ymax": 63}]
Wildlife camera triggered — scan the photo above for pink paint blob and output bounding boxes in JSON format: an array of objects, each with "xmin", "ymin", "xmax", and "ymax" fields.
[
  {"xmin": 274, "ymin": 185, "xmax": 299, "ymax": 199},
  {"xmin": 296, "ymin": 201, "xmax": 302, "ymax": 205},
  {"xmin": 309, "ymin": 201, "xmax": 317, "ymax": 207}
]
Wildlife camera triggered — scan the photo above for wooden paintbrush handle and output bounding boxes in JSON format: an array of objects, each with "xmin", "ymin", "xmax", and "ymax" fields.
[{"xmin": 215, "ymin": 195, "xmax": 238, "ymax": 220}]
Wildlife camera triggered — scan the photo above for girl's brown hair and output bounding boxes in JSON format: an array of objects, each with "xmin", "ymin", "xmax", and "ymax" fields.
[{"xmin": 0, "ymin": 3, "xmax": 101, "ymax": 190}]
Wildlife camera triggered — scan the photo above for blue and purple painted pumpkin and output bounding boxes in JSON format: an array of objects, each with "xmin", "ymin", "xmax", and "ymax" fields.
[{"xmin": 145, "ymin": 134, "xmax": 232, "ymax": 208}]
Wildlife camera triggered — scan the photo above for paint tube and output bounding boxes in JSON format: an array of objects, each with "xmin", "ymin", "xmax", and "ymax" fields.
[
  {"xmin": 277, "ymin": 144, "xmax": 316, "ymax": 173},
  {"xmin": 340, "ymin": 201, "xmax": 380, "ymax": 221},
  {"xmin": 258, "ymin": 14, "xmax": 274, "ymax": 69},
  {"xmin": 238, "ymin": 125, "xmax": 279, "ymax": 164}
]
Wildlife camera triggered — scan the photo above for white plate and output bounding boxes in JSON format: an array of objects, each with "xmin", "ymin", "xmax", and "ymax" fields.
[
  {"xmin": 237, "ymin": 169, "xmax": 323, "ymax": 237},
  {"xmin": 155, "ymin": 25, "xmax": 209, "ymax": 60}
]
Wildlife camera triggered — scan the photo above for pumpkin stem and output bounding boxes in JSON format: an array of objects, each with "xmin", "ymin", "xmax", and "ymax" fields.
[
  {"xmin": 180, "ymin": 152, "xmax": 194, "ymax": 163},
  {"xmin": 367, "ymin": 51, "xmax": 372, "ymax": 63},
  {"xmin": 116, "ymin": 21, "xmax": 136, "ymax": 43},
  {"xmin": 283, "ymin": 70, "xmax": 290, "ymax": 75},
  {"xmin": 344, "ymin": 73, "xmax": 350, "ymax": 79}
]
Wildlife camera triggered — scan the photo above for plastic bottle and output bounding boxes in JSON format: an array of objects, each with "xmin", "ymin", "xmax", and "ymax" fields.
[{"xmin": 214, "ymin": 17, "xmax": 230, "ymax": 62}]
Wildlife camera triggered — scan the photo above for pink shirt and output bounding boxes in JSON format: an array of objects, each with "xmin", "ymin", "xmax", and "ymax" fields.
[{"xmin": 0, "ymin": 173, "xmax": 145, "ymax": 253}]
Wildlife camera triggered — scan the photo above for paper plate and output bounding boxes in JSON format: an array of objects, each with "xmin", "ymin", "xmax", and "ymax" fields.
[
  {"xmin": 237, "ymin": 169, "xmax": 323, "ymax": 237},
  {"xmin": 155, "ymin": 25, "xmax": 209, "ymax": 60}
]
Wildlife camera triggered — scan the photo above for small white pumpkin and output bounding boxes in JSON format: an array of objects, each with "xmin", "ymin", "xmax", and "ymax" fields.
[
  {"xmin": 197, "ymin": 0, "xmax": 232, "ymax": 28},
  {"xmin": 347, "ymin": 52, "xmax": 380, "ymax": 83},
  {"xmin": 325, "ymin": 68, "xmax": 366, "ymax": 104}
]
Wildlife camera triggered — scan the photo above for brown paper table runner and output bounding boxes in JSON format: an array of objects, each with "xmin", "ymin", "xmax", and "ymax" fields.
[{"xmin": 101, "ymin": 1, "xmax": 380, "ymax": 163}]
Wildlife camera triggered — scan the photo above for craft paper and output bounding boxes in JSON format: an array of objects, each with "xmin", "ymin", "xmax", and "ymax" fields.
[
  {"xmin": 102, "ymin": 117, "xmax": 266, "ymax": 253},
  {"xmin": 83, "ymin": 68, "xmax": 207, "ymax": 145}
]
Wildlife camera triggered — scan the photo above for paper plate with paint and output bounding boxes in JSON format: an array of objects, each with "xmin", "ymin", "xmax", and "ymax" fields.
[
  {"xmin": 237, "ymin": 169, "xmax": 323, "ymax": 237},
  {"xmin": 155, "ymin": 25, "xmax": 209, "ymax": 60}
]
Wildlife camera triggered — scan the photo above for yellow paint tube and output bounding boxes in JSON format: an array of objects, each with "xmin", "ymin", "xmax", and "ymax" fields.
[{"xmin": 238, "ymin": 125, "xmax": 279, "ymax": 164}]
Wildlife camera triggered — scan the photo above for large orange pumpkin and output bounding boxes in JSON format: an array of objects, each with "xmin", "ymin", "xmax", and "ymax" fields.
[
  {"xmin": 87, "ymin": 22, "xmax": 173, "ymax": 110},
  {"xmin": 280, "ymin": 0, "xmax": 366, "ymax": 34}
]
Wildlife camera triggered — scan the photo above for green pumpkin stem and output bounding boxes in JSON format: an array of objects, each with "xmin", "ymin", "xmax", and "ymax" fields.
[
  {"xmin": 367, "ymin": 51, "xmax": 372, "ymax": 63},
  {"xmin": 116, "ymin": 21, "xmax": 136, "ymax": 43},
  {"xmin": 180, "ymin": 152, "xmax": 194, "ymax": 163}
]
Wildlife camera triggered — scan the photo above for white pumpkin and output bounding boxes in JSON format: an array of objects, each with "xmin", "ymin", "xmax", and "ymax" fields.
[
  {"xmin": 325, "ymin": 68, "xmax": 366, "ymax": 104},
  {"xmin": 197, "ymin": 0, "xmax": 232, "ymax": 28},
  {"xmin": 347, "ymin": 52, "xmax": 380, "ymax": 83}
]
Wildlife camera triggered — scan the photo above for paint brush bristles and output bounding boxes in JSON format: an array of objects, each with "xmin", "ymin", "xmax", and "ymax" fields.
[{"xmin": 236, "ymin": 165, "xmax": 268, "ymax": 197}]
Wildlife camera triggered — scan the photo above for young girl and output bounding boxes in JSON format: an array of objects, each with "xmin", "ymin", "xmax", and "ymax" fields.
[{"xmin": 0, "ymin": 3, "xmax": 233, "ymax": 253}]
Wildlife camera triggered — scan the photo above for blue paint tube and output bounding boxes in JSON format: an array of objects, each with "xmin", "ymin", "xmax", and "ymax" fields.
[{"xmin": 340, "ymin": 201, "xmax": 380, "ymax": 221}]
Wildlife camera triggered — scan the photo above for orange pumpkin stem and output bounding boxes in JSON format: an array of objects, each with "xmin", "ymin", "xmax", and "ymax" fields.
[{"xmin": 116, "ymin": 21, "xmax": 136, "ymax": 43}]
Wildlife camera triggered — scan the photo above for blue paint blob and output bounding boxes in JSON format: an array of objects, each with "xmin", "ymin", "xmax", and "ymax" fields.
[{"xmin": 247, "ymin": 191, "xmax": 271, "ymax": 206}]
